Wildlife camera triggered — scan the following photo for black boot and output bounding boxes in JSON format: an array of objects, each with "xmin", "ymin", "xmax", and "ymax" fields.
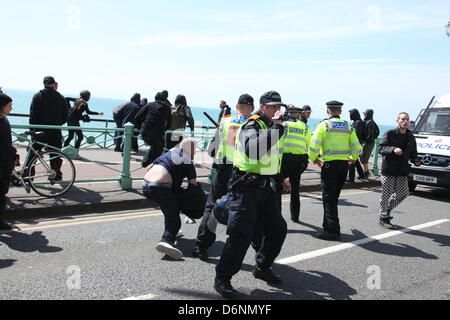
[
  {"xmin": 252, "ymin": 266, "xmax": 282, "ymax": 284},
  {"xmin": 214, "ymin": 277, "xmax": 240, "ymax": 300}
]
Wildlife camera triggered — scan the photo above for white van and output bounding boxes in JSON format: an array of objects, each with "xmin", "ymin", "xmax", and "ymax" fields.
[{"xmin": 409, "ymin": 94, "xmax": 450, "ymax": 191}]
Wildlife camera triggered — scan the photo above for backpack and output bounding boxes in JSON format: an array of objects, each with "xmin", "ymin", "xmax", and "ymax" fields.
[
  {"xmin": 366, "ymin": 120, "xmax": 380, "ymax": 142},
  {"xmin": 169, "ymin": 105, "xmax": 186, "ymax": 130},
  {"xmin": 353, "ymin": 120, "xmax": 369, "ymax": 144}
]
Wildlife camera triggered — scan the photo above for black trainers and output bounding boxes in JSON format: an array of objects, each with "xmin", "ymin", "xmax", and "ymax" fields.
[
  {"xmin": 252, "ymin": 266, "xmax": 282, "ymax": 284},
  {"xmin": 214, "ymin": 277, "xmax": 240, "ymax": 300},
  {"xmin": 315, "ymin": 231, "xmax": 341, "ymax": 241},
  {"xmin": 0, "ymin": 220, "xmax": 14, "ymax": 231},
  {"xmin": 379, "ymin": 216, "xmax": 396, "ymax": 229},
  {"xmin": 192, "ymin": 247, "xmax": 208, "ymax": 262},
  {"xmin": 290, "ymin": 217, "xmax": 300, "ymax": 223}
]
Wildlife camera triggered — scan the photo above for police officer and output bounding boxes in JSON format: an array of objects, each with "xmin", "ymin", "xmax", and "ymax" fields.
[
  {"xmin": 193, "ymin": 94, "xmax": 254, "ymax": 261},
  {"xmin": 214, "ymin": 91, "xmax": 289, "ymax": 300},
  {"xmin": 301, "ymin": 105, "xmax": 312, "ymax": 124},
  {"xmin": 308, "ymin": 101, "xmax": 362, "ymax": 241},
  {"xmin": 281, "ymin": 106, "xmax": 311, "ymax": 223}
]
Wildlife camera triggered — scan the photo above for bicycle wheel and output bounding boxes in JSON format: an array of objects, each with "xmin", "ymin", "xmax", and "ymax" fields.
[{"xmin": 27, "ymin": 150, "xmax": 76, "ymax": 197}]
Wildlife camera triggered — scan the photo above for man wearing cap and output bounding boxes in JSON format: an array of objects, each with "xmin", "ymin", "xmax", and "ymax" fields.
[
  {"xmin": 280, "ymin": 106, "xmax": 311, "ymax": 223},
  {"xmin": 308, "ymin": 101, "xmax": 362, "ymax": 241},
  {"xmin": 193, "ymin": 94, "xmax": 254, "ymax": 261},
  {"xmin": 27, "ymin": 76, "xmax": 69, "ymax": 179},
  {"xmin": 301, "ymin": 105, "xmax": 312, "ymax": 124},
  {"xmin": 214, "ymin": 90, "xmax": 289, "ymax": 300}
]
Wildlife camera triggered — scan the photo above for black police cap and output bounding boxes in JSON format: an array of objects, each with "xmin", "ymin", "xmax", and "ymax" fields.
[
  {"xmin": 302, "ymin": 105, "xmax": 312, "ymax": 112},
  {"xmin": 287, "ymin": 106, "xmax": 303, "ymax": 114},
  {"xmin": 326, "ymin": 100, "xmax": 343, "ymax": 108},
  {"xmin": 237, "ymin": 94, "xmax": 254, "ymax": 106},
  {"xmin": 260, "ymin": 91, "xmax": 286, "ymax": 107}
]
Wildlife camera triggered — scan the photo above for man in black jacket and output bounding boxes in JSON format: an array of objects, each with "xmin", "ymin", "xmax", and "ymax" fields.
[
  {"xmin": 347, "ymin": 109, "xmax": 366, "ymax": 182},
  {"xmin": 27, "ymin": 76, "xmax": 68, "ymax": 178},
  {"xmin": 217, "ymin": 100, "xmax": 231, "ymax": 124},
  {"xmin": 135, "ymin": 90, "xmax": 172, "ymax": 167},
  {"xmin": 361, "ymin": 109, "xmax": 380, "ymax": 178},
  {"xmin": 0, "ymin": 93, "xmax": 16, "ymax": 230},
  {"xmin": 378, "ymin": 112, "xmax": 420, "ymax": 229},
  {"xmin": 119, "ymin": 93, "xmax": 141, "ymax": 153}
]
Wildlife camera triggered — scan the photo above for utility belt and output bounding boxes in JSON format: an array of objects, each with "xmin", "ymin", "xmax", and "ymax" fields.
[
  {"xmin": 213, "ymin": 163, "xmax": 233, "ymax": 171},
  {"xmin": 228, "ymin": 168, "xmax": 271, "ymax": 190}
]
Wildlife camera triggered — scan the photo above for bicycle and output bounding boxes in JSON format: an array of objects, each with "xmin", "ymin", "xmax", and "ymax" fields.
[{"xmin": 11, "ymin": 131, "xmax": 76, "ymax": 198}]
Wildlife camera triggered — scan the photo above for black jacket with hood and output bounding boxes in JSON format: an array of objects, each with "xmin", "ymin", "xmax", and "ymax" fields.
[
  {"xmin": 172, "ymin": 94, "xmax": 195, "ymax": 132},
  {"xmin": 135, "ymin": 91, "xmax": 172, "ymax": 139},
  {"xmin": 119, "ymin": 93, "xmax": 141, "ymax": 126},
  {"xmin": 379, "ymin": 128, "xmax": 418, "ymax": 176},
  {"xmin": 364, "ymin": 109, "xmax": 380, "ymax": 144},
  {"xmin": 349, "ymin": 109, "xmax": 366, "ymax": 143}
]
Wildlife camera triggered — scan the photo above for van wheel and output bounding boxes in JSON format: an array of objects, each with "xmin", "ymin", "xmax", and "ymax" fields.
[{"xmin": 408, "ymin": 182, "xmax": 417, "ymax": 192}]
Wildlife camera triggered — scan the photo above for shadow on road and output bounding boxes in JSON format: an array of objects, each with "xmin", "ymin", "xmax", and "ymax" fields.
[
  {"xmin": 0, "ymin": 231, "xmax": 63, "ymax": 253},
  {"xmin": 411, "ymin": 187, "xmax": 450, "ymax": 203},
  {"xmin": 0, "ymin": 259, "xmax": 17, "ymax": 269},
  {"xmin": 163, "ymin": 265, "xmax": 357, "ymax": 300},
  {"xmin": 351, "ymin": 229, "xmax": 439, "ymax": 259}
]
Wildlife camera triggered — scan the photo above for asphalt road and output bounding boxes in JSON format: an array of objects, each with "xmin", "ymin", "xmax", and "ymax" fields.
[{"xmin": 0, "ymin": 185, "xmax": 449, "ymax": 301}]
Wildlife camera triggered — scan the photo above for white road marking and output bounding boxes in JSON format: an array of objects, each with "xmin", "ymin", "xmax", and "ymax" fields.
[
  {"xmin": 276, "ymin": 219, "xmax": 450, "ymax": 265},
  {"xmin": 122, "ymin": 293, "xmax": 157, "ymax": 300}
]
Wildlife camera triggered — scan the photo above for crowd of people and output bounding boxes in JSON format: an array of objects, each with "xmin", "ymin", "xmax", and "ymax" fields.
[{"xmin": 0, "ymin": 79, "xmax": 421, "ymax": 300}]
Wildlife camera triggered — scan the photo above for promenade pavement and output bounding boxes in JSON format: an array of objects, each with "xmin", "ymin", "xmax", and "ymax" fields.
[{"xmin": 3, "ymin": 146, "xmax": 382, "ymax": 221}]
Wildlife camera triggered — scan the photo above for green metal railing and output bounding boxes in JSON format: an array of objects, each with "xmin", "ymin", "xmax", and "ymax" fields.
[
  {"xmin": 9, "ymin": 114, "xmax": 381, "ymax": 191},
  {"xmin": 10, "ymin": 120, "xmax": 216, "ymax": 190}
]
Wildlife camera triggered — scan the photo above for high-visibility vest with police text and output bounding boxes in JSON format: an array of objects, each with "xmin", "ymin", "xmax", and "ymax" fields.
[
  {"xmin": 283, "ymin": 120, "xmax": 311, "ymax": 155},
  {"xmin": 308, "ymin": 117, "xmax": 362, "ymax": 162}
]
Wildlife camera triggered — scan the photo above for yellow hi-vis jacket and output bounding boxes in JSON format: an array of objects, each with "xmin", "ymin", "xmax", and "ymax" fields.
[
  {"xmin": 215, "ymin": 115, "xmax": 248, "ymax": 165},
  {"xmin": 234, "ymin": 115, "xmax": 284, "ymax": 175},
  {"xmin": 283, "ymin": 120, "xmax": 311, "ymax": 155},
  {"xmin": 308, "ymin": 117, "xmax": 362, "ymax": 162}
]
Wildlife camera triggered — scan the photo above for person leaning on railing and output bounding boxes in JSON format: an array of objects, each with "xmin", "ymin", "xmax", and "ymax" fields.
[
  {"xmin": 63, "ymin": 90, "xmax": 104, "ymax": 155},
  {"xmin": 0, "ymin": 93, "xmax": 16, "ymax": 230}
]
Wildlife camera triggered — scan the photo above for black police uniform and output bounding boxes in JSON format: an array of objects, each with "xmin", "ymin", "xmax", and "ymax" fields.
[
  {"xmin": 195, "ymin": 94, "xmax": 254, "ymax": 259},
  {"xmin": 215, "ymin": 93, "xmax": 287, "ymax": 294},
  {"xmin": 318, "ymin": 101, "xmax": 349, "ymax": 239}
]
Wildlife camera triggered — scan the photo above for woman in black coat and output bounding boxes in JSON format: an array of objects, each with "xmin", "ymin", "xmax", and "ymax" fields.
[
  {"xmin": 63, "ymin": 90, "xmax": 104, "ymax": 152},
  {"xmin": 0, "ymin": 93, "xmax": 16, "ymax": 230}
]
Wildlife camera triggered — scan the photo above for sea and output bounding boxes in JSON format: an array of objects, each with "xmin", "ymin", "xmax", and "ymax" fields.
[{"xmin": 3, "ymin": 88, "xmax": 394, "ymax": 135}]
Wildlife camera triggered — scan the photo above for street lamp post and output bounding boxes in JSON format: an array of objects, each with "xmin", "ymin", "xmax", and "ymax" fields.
[{"xmin": 446, "ymin": 19, "xmax": 450, "ymax": 37}]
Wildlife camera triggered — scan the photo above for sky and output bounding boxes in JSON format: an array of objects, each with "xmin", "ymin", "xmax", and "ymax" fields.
[{"xmin": 1, "ymin": 0, "xmax": 449, "ymax": 125}]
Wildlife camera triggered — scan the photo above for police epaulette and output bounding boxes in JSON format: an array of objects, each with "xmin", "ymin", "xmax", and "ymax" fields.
[{"xmin": 249, "ymin": 115, "xmax": 261, "ymax": 120}]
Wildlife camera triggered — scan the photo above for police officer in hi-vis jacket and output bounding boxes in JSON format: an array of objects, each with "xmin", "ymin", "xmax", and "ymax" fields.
[
  {"xmin": 308, "ymin": 101, "xmax": 362, "ymax": 241},
  {"xmin": 214, "ymin": 91, "xmax": 290, "ymax": 300},
  {"xmin": 280, "ymin": 106, "xmax": 311, "ymax": 223},
  {"xmin": 193, "ymin": 94, "xmax": 254, "ymax": 261}
]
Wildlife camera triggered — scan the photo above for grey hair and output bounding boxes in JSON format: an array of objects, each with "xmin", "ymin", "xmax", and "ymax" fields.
[{"xmin": 180, "ymin": 138, "xmax": 196, "ymax": 156}]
